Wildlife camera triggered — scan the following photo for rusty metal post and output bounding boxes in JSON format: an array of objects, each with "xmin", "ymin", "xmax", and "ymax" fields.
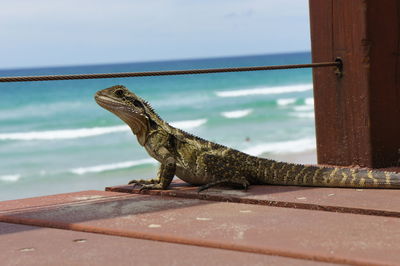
[{"xmin": 309, "ymin": 0, "xmax": 400, "ymax": 168}]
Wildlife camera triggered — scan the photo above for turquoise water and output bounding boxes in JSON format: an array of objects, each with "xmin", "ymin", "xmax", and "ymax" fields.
[{"xmin": 0, "ymin": 52, "xmax": 315, "ymax": 200}]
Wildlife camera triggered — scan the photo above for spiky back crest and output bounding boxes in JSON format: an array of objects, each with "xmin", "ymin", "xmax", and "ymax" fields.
[{"xmin": 104, "ymin": 86, "xmax": 258, "ymax": 154}]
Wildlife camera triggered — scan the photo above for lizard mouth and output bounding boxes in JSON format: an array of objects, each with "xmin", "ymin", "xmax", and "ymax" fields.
[
  {"xmin": 95, "ymin": 93, "xmax": 149, "ymax": 138},
  {"xmin": 94, "ymin": 94, "xmax": 124, "ymax": 110},
  {"xmin": 95, "ymin": 94, "xmax": 143, "ymax": 116}
]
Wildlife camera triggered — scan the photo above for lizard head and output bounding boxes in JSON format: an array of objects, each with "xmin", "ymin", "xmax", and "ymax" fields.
[{"xmin": 95, "ymin": 85, "xmax": 155, "ymax": 146}]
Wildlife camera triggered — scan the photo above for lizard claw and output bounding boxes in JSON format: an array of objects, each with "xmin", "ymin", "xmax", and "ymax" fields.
[
  {"xmin": 128, "ymin": 178, "xmax": 159, "ymax": 189},
  {"xmin": 130, "ymin": 183, "xmax": 139, "ymax": 189},
  {"xmin": 128, "ymin": 181, "xmax": 143, "ymax": 190},
  {"xmin": 139, "ymin": 183, "xmax": 163, "ymax": 192}
]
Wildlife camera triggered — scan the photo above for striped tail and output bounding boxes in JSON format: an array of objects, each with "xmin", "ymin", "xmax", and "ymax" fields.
[{"xmin": 263, "ymin": 161, "xmax": 400, "ymax": 188}]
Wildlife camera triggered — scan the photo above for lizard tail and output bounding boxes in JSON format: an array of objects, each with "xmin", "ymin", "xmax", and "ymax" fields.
[{"xmin": 263, "ymin": 161, "xmax": 400, "ymax": 188}]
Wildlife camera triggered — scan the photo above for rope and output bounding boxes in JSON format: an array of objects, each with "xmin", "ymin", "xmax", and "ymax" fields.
[{"xmin": 0, "ymin": 61, "xmax": 340, "ymax": 83}]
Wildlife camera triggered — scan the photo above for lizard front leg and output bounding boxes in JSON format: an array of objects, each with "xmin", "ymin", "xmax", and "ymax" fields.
[
  {"xmin": 128, "ymin": 156, "xmax": 176, "ymax": 191},
  {"xmin": 140, "ymin": 157, "xmax": 176, "ymax": 190}
]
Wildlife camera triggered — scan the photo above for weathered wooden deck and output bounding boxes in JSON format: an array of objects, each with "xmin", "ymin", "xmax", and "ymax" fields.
[{"xmin": 1, "ymin": 180, "xmax": 400, "ymax": 266}]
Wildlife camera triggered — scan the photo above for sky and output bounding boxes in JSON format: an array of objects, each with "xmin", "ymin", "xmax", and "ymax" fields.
[{"xmin": 1, "ymin": 0, "xmax": 310, "ymax": 69}]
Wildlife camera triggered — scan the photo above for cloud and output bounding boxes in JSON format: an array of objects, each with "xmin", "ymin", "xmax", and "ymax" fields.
[{"xmin": 0, "ymin": 0, "xmax": 310, "ymax": 68}]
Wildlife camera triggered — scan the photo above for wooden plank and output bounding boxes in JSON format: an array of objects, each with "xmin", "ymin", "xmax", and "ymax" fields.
[
  {"xmin": 0, "ymin": 190, "xmax": 130, "ymax": 213},
  {"xmin": 2, "ymin": 223, "xmax": 322, "ymax": 266},
  {"xmin": 1, "ymin": 193, "xmax": 399, "ymax": 265},
  {"xmin": 107, "ymin": 180, "xmax": 400, "ymax": 217},
  {"xmin": 309, "ymin": 0, "xmax": 400, "ymax": 168}
]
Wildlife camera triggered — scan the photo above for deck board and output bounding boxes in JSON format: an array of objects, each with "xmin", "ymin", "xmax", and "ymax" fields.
[
  {"xmin": 2, "ymin": 222, "xmax": 323, "ymax": 266},
  {"xmin": 107, "ymin": 180, "xmax": 400, "ymax": 217},
  {"xmin": 1, "ymin": 187, "xmax": 399, "ymax": 265}
]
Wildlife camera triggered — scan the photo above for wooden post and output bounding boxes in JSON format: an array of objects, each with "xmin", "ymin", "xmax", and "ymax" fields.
[{"xmin": 309, "ymin": 0, "xmax": 400, "ymax": 168}]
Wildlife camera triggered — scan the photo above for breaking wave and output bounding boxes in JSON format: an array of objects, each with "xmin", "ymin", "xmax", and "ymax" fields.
[
  {"xmin": 70, "ymin": 158, "xmax": 157, "ymax": 175},
  {"xmin": 277, "ymin": 98, "xmax": 297, "ymax": 106},
  {"xmin": 289, "ymin": 97, "xmax": 315, "ymax": 117},
  {"xmin": 215, "ymin": 84, "xmax": 312, "ymax": 98},
  {"xmin": 0, "ymin": 119, "xmax": 207, "ymax": 141},
  {"xmin": 243, "ymin": 138, "xmax": 316, "ymax": 156},
  {"xmin": 221, "ymin": 109, "xmax": 253, "ymax": 119},
  {"xmin": 293, "ymin": 105, "xmax": 314, "ymax": 112},
  {"xmin": 305, "ymin": 97, "xmax": 314, "ymax": 105},
  {"xmin": 170, "ymin": 118, "xmax": 207, "ymax": 129},
  {"xmin": 0, "ymin": 174, "xmax": 21, "ymax": 182},
  {"xmin": 290, "ymin": 112, "xmax": 315, "ymax": 118}
]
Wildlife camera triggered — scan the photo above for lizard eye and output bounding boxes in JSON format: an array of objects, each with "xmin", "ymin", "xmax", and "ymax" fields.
[{"xmin": 114, "ymin": 89, "xmax": 124, "ymax": 97}]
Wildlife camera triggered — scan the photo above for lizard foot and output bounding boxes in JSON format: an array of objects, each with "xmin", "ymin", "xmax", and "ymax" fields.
[
  {"xmin": 139, "ymin": 183, "xmax": 164, "ymax": 191},
  {"xmin": 128, "ymin": 178, "xmax": 159, "ymax": 188}
]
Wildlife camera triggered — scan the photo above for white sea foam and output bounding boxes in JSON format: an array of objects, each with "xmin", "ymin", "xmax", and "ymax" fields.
[
  {"xmin": 291, "ymin": 97, "xmax": 314, "ymax": 116},
  {"xmin": 290, "ymin": 112, "xmax": 315, "ymax": 119},
  {"xmin": 170, "ymin": 119, "xmax": 207, "ymax": 129},
  {"xmin": 293, "ymin": 105, "xmax": 314, "ymax": 112},
  {"xmin": 0, "ymin": 174, "xmax": 21, "ymax": 182},
  {"xmin": 215, "ymin": 84, "xmax": 312, "ymax": 98},
  {"xmin": 0, "ymin": 119, "xmax": 207, "ymax": 141},
  {"xmin": 221, "ymin": 109, "xmax": 253, "ymax": 119},
  {"xmin": 0, "ymin": 125, "xmax": 130, "ymax": 141},
  {"xmin": 305, "ymin": 97, "xmax": 314, "ymax": 105},
  {"xmin": 243, "ymin": 138, "xmax": 316, "ymax": 156},
  {"xmin": 277, "ymin": 98, "xmax": 296, "ymax": 106},
  {"xmin": 70, "ymin": 158, "xmax": 157, "ymax": 175}
]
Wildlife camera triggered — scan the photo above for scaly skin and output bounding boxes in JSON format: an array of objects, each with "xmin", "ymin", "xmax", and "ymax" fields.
[{"xmin": 95, "ymin": 85, "xmax": 400, "ymax": 191}]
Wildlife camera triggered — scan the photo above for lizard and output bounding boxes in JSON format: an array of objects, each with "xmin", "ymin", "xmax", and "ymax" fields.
[{"xmin": 95, "ymin": 85, "xmax": 400, "ymax": 191}]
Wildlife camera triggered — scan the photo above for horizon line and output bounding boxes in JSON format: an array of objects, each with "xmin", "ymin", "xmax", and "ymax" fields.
[{"xmin": 0, "ymin": 50, "xmax": 311, "ymax": 72}]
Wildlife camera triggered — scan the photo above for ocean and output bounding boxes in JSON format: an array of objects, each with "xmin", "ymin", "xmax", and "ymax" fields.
[{"xmin": 0, "ymin": 52, "xmax": 316, "ymax": 201}]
